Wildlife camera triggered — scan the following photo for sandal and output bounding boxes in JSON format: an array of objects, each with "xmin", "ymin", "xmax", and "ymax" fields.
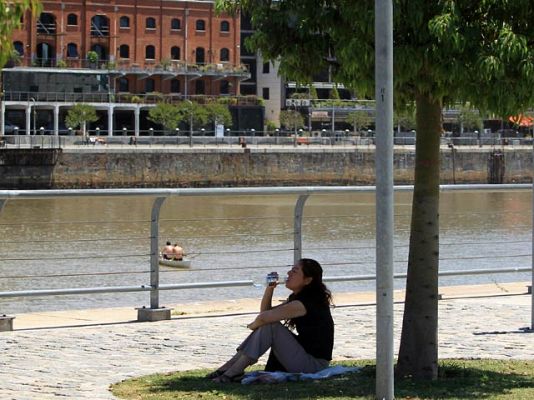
[
  {"xmin": 212, "ymin": 372, "xmax": 244, "ymax": 383},
  {"xmin": 205, "ymin": 369, "xmax": 225, "ymax": 379}
]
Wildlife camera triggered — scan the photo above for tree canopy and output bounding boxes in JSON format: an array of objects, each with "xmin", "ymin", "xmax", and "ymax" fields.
[
  {"xmin": 65, "ymin": 104, "xmax": 98, "ymax": 137},
  {"xmin": 148, "ymin": 103, "xmax": 182, "ymax": 132},
  {"xmin": 205, "ymin": 102, "xmax": 232, "ymax": 126},
  {"xmin": 218, "ymin": 0, "xmax": 534, "ymax": 116},
  {"xmin": 279, "ymin": 109, "xmax": 304, "ymax": 132}
]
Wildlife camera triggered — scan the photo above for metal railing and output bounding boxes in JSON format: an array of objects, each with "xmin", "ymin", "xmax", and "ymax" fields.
[
  {"xmin": 0, "ymin": 185, "xmax": 532, "ymax": 329},
  {"xmin": 5, "ymin": 57, "xmax": 251, "ymax": 77},
  {"xmin": 1, "ymin": 133, "xmax": 533, "ymax": 149},
  {"xmin": 2, "ymin": 91, "xmax": 261, "ymax": 106}
]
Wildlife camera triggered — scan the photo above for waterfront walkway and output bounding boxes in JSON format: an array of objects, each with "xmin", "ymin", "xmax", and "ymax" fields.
[{"xmin": 1, "ymin": 282, "xmax": 532, "ymax": 399}]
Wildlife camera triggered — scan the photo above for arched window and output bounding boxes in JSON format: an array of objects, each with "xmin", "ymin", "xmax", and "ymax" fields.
[
  {"xmin": 195, "ymin": 47, "xmax": 205, "ymax": 64},
  {"xmin": 67, "ymin": 14, "xmax": 77, "ymax": 26},
  {"xmin": 37, "ymin": 13, "xmax": 56, "ymax": 34},
  {"xmin": 195, "ymin": 19, "xmax": 205, "ymax": 31},
  {"xmin": 91, "ymin": 15, "xmax": 109, "ymax": 37},
  {"xmin": 220, "ymin": 80, "xmax": 230, "ymax": 95},
  {"xmin": 119, "ymin": 44, "xmax": 129, "ymax": 59},
  {"xmin": 118, "ymin": 77, "xmax": 129, "ymax": 92},
  {"xmin": 36, "ymin": 42, "xmax": 55, "ymax": 66},
  {"xmin": 170, "ymin": 46, "xmax": 180, "ymax": 60},
  {"xmin": 13, "ymin": 41, "xmax": 24, "ymax": 56},
  {"xmin": 91, "ymin": 44, "xmax": 107, "ymax": 60},
  {"xmin": 67, "ymin": 43, "xmax": 78, "ymax": 58},
  {"xmin": 146, "ymin": 17, "xmax": 156, "ymax": 29},
  {"xmin": 220, "ymin": 48, "xmax": 230, "ymax": 62},
  {"xmin": 119, "ymin": 16, "xmax": 130, "ymax": 28},
  {"xmin": 171, "ymin": 18, "xmax": 181, "ymax": 30},
  {"xmin": 145, "ymin": 45, "xmax": 155, "ymax": 59},
  {"xmin": 170, "ymin": 79, "xmax": 180, "ymax": 93},
  {"xmin": 220, "ymin": 21, "xmax": 230, "ymax": 32},
  {"xmin": 145, "ymin": 78, "xmax": 155, "ymax": 93}
]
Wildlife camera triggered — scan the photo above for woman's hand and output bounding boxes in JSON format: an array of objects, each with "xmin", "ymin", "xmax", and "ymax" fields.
[
  {"xmin": 246, "ymin": 320, "xmax": 259, "ymax": 330},
  {"xmin": 266, "ymin": 271, "xmax": 279, "ymax": 287}
]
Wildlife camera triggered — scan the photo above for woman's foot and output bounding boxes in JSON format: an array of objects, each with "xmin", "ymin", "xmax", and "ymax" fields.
[
  {"xmin": 205, "ymin": 369, "xmax": 225, "ymax": 379},
  {"xmin": 211, "ymin": 353, "xmax": 254, "ymax": 383}
]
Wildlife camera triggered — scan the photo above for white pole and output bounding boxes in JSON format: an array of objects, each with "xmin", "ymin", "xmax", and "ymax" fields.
[{"xmin": 375, "ymin": 0, "xmax": 394, "ymax": 399}]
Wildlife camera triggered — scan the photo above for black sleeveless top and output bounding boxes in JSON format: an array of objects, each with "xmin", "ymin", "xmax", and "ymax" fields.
[{"xmin": 290, "ymin": 289, "xmax": 334, "ymax": 360}]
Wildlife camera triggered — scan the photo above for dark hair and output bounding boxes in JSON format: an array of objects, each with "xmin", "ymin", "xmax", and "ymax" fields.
[
  {"xmin": 166, "ymin": 241, "xmax": 171, "ymax": 246},
  {"xmin": 299, "ymin": 258, "xmax": 333, "ymax": 306},
  {"xmin": 288, "ymin": 258, "xmax": 333, "ymax": 305},
  {"xmin": 286, "ymin": 258, "xmax": 333, "ymax": 328}
]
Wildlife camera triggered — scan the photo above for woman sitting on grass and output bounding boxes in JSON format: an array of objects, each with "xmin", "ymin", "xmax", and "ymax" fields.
[{"xmin": 207, "ymin": 258, "xmax": 334, "ymax": 383}]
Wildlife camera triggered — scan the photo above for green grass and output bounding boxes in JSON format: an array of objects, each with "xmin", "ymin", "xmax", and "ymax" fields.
[{"xmin": 110, "ymin": 359, "xmax": 534, "ymax": 400}]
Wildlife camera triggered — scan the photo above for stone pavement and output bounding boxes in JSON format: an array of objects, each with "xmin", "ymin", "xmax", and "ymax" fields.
[{"xmin": 0, "ymin": 283, "xmax": 532, "ymax": 400}]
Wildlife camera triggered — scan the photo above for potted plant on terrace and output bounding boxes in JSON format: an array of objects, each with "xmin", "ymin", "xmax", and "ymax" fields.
[{"xmin": 86, "ymin": 51, "xmax": 98, "ymax": 68}]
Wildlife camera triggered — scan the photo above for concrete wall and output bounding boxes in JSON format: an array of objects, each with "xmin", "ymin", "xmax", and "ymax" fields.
[{"xmin": 0, "ymin": 147, "xmax": 531, "ymax": 189}]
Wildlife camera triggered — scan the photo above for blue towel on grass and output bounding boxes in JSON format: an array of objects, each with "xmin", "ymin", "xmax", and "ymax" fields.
[{"xmin": 241, "ymin": 365, "xmax": 360, "ymax": 385}]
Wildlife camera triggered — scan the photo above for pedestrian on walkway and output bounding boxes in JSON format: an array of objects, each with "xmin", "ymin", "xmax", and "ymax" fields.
[{"xmin": 207, "ymin": 258, "xmax": 334, "ymax": 383}]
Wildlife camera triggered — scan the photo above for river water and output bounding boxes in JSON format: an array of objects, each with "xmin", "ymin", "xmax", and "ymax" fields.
[{"xmin": 0, "ymin": 191, "xmax": 531, "ymax": 314}]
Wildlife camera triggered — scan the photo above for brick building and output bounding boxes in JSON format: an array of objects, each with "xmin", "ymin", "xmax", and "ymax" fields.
[{"xmin": 1, "ymin": 0, "xmax": 262, "ymax": 136}]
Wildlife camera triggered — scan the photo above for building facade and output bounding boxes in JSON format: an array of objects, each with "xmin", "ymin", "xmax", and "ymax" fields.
[{"xmin": 1, "ymin": 0, "xmax": 262, "ymax": 136}]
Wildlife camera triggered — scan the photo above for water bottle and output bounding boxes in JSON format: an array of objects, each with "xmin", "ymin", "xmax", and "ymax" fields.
[
  {"xmin": 265, "ymin": 272, "xmax": 279, "ymax": 286},
  {"xmin": 253, "ymin": 272, "xmax": 281, "ymax": 288}
]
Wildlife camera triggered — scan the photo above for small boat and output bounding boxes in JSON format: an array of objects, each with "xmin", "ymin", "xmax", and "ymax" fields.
[{"xmin": 158, "ymin": 257, "xmax": 192, "ymax": 269}]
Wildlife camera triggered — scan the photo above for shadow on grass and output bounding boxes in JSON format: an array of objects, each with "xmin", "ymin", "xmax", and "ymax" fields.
[{"xmin": 113, "ymin": 360, "xmax": 534, "ymax": 400}]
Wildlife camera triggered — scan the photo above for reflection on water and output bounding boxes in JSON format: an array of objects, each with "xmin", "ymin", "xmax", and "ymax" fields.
[{"xmin": 0, "ymin": 191, "xmax": 531, "ymax": 313}]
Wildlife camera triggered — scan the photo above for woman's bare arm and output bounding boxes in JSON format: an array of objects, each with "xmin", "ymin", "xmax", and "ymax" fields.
[{"xmin": 248, "ymin": 300, "xmax": 306, "ymax": 330}]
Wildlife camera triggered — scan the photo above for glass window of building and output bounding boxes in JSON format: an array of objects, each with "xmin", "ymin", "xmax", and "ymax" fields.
[
  {"xmin": 262, "ymin": 62, "xmax": 270, "ymax": 74},
  {"xmin": 240, "ymin": 84, "xmax": 256, "ymax": 95},
  {"xmin": 170, "ymin": 79, "xmax": 180, "ymax": 93},
  {"xmin": 240, "ymin": 32, "xmax": 254, "ymax": 56},
  {"xmin": 145, "ymin": 78, "xmax": 155, "ymax": 93},
  {"xmin": 262, "ymin": 87, "xmax": 270, "ymax": 100},
  {"xmin": 171, "ymin": 18, "xmax": 181, "ymax": 30},
  {"xmin": 145, "ymin": 45, "xmax": 155, "ymax": 59},
  {"xmin": 13, "ymin": 41, "xmax": 24, "ymax": 56},
  {"xmin": 240, "ymin": 13, "xmax": 252, "ymax": 31},
  {"xmin": 171, "ymin": 46, "xmax": 180, "ymax": 60},
  {"xmin": 67, "ymin": 14, "xmax": 77, "ymax": 26},
  {"xmin": 119, "ymin": 44, "xmax": 129, "ymax": 59},
  {"xmin": 195, "ymin": 47, "xmax": 205, "ymax": 64},
  {"xmin": 243, "ymin": 60, "xmax": 256, "ymax": 81},
  {"xmin": 195, "ymin": 80, "xmax": 205, "ymax": 95},
  {"xmin": 220, "ymin": 80, "xmax": 229, "ymax": 95},
  {"xmin": 37, "ymin": 13, "xmax": 56, "ymax": 34},
  {"xmin": 91, "ymin": 15, "xmax": 109, "ymax": 37},
  {"xmin": 196, "ymin": 19, "xmax": 205, "ymax": 31},
  {"xmin": 146, "ymin": 17, "xmax": 156, "ymax": 29},
  {"xmin": 67, "ymin": 43, "xmax": 78, "ymax": 58},
  {"xmin": 119, "ymin": 16, "xmax": 130, "ymax": 28},
  {"xmin": 220, "ymin": 48, "xmax": 229, "ymax": 62},
  {"xmin": 220, "ymin": 21, "xmax": 230, "ymax": 32},
  {"xmin": 118, "ymin": 77, "xmax": 129, "ymax": 92}
]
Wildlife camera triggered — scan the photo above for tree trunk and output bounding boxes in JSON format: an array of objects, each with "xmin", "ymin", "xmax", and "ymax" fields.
[{"xmin": 396, "ymin": 92, "xmax": 442, "ymax": 379}]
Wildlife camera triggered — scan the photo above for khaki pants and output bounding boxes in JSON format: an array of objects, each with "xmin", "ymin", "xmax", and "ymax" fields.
[{"xmin": 237, "ymin": 322, "xmax": 329, "ymax": 373}]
